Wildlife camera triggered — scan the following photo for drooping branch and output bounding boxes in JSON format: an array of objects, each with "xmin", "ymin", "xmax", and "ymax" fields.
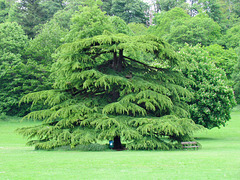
[
  {"xmin": 123, "ymin": 56, "xmax": 166, "ymax": 71},
  {"xmin": 86, "ymin": 50, "xmax": 114, "ymax": 60}
]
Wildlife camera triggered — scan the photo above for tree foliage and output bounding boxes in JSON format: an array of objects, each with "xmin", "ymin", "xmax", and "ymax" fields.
[
  {"xmin": 8, "ymin": 0, "xmax": 64, "ymax": 38},
  {"xmin": 102, "ymin": 0, "xmax": 149, "ymax": 24},
  {"xmin": 222, "ymin": 23, "xmax": 240, "ymax": 49},
  {"xmin": 152, "ymin": 0, "xmax": 187, "ymax": 12},
  {"xmin": 0, "ymin": 0, "xmax": 10, "ymax": 23},
  {"xmin": 179, "ymin": 45, "xmax": 236, "ymax": 129},
  {"xmin": 232, "ymin": 48, "xmax": 240, "ymax": 103},
  {"xmin": 1, "ymin": 0, "xmax": 239, "ymax": 151},
  {"xmin": 0, "ymin": 22, "xmax": 50, "ymax": 116},
  {"xmin": 25, "ymin": 19, "xmax": 66, "ymax": 65},
  {"xmin": 204, "ymin": 44, "xmax": 238, "ymax": 80},
  {"xmin": 17, "ymin": 15, "xmax": 203, "ymax": 150},
  {"xmin": 150, "ymin": 8, "xmax": 221, "ymax": 49}
]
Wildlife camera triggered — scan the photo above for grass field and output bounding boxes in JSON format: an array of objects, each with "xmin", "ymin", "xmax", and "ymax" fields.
[{"xmin": 0, "ymin": 112, "xmax": 240, "ymax": 180}]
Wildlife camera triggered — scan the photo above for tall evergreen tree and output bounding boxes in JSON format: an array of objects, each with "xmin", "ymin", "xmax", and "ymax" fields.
[
  {"xmin": 18, "ymin": 33, "xmax": 202, "ymax": 150},
  {"xmin": 17, "ymin": 0, "xmax": 202, "ymax": 150}
]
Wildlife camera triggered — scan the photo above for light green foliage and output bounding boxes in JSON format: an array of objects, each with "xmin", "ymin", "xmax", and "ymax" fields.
[
  {"xmin": 64, "ymin": 0, "xmax": 113, "ymax": 42},
  {"xmin": 149, "ymin": 8, "xmax": 221, "ymax": 49},
  {"xmin": 149, "ymin": 7, "xmax": 190, "ymax": 37},
  {"xmin": 205, "ymin": 44, "xmax": 238, "ymax": 80},
  {"xmin": 0, "ymin": 22, "xmax": 28, "ymax": 54},
  {"xmin": 180, "ymin": 45, "xmax": 236, "ymax": 129},
  {"xmin": 223, "ymin": 23, "xmax": 240, "ymax": 49},
  {"xmin": 110, "ymin": 16, "xmax": 133, "ymax": 35},
  {"xmin": 51, "ymin": 0, "xmax": 83, "ymax": 30},
  {"xmin": 167, "ymin": 12, "xmax": 221, "ymax": 49},
  {"xmin": 128, "ymin": 23, "xmax": 148, "ymax": 35},
  {"xmin": 17, "ymin": 31, "xmax": 202, "ymax": 150}
]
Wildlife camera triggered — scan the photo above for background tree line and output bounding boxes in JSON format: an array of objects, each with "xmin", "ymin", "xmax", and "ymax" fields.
[{"xmin": 0, "ymin": 0, "xmax": 239, "ymax": 149}]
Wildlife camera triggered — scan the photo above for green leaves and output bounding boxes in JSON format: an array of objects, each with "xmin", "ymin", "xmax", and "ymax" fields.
[
  {"xmin": 149, "ymin": 7, "xmax": 221, "ymax": 49},
  {"xmin": 180, "ymin": 45, "xmax": 236, "ymax": 129},
  {"xmin": 0, "ymin": 22, "xmax": 51, "ymax": 116}
]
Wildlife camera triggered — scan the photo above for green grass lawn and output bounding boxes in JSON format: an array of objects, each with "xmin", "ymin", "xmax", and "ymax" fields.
[{"xmin": 0, "ymin": 113, "xmax": 240, "ymax": 180}]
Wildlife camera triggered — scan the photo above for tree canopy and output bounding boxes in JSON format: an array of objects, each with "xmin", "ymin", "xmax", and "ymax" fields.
[
  {"xmin": 0, "ymin": 0, "xmax": 239, "ymax": 151},
  {"xmin": 179, "ymin": 45, "xmax": 236, "ymax": 129},
  {"xmin": 149, "ymin": 8, "xmax": 221, "ymax": 49},
  {"xmin": 18, "ymin": 32, "xmax": 203, "ymax": 150},
  {"xmin": 0, "ymin": 22, "xmax": 50, "ymax": 116},
  {"xmin": 102, "ymin": 0, "xmax": 149, "ymax": 24}
]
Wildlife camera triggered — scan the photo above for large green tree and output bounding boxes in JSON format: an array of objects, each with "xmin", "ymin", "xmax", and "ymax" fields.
[
  {"xmin": 149, "ymin": 8, "xmax": 221, "ymax": 49},
  {"xmin": 149, "ymin": 7, "xmax": 189, "ymax": 37},
  {"xmin": 0, "ymin": 22, "xmax": 50, "ymax": 116},
  {"xmin": 222, "ymin": 23, "xmax": 240, "ymax": 49},
  {"xmin": 180, "ymin": 45, "xmax": 236, "ymax": 129},
  {"xmin": 18, "ymin": 33, "xmax": 202, "ymax": 150},
  {"xmin": 17, "ymin": 0, "xmax": 202, "ymax": 150}
]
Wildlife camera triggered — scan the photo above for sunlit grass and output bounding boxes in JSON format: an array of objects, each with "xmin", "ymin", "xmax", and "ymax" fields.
[{"xmin": 0, "ymin": 112, "xmax": 240, "ymax": 179}]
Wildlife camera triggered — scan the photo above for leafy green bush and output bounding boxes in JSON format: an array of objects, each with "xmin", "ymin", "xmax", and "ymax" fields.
[{"xmin": 180, "ymin": 45, "xmax": 236, "ymax": 129}]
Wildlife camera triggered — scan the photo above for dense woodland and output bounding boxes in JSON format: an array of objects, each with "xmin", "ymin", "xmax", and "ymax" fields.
[{"xmin": 0, "ymin": 0, "xmax": 239, "ymax": 150}]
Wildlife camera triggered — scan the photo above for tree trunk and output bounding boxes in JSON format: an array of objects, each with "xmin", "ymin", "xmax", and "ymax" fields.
[
  {"xmin": 112, "ymin": 51, "xmax": 118, "ymax": 70},
  {"xmin": 113, "ymin": 136, "xmax": 124, "ymax": 150},
  {"xmin": 116, "ymin": 49, "xmax": 124, "ymax": 72},
  {"xmin": 112, "ymin": 50, "xmax": 124, "ymax": 72}
]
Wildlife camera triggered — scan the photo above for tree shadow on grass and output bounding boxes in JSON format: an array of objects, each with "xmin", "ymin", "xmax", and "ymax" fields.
[{"xmin": 194, "ymin": 137, "xmax": 222, "ymax": 141}]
